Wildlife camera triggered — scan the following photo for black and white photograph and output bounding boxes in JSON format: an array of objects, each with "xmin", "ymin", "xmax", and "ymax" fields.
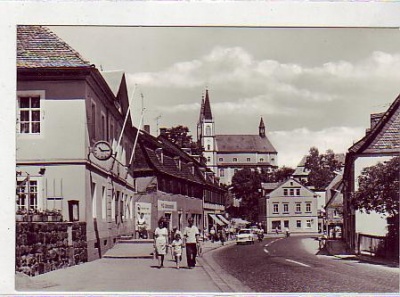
[{"xmin": 2, "ymin": 1, "xmax": 400, "ymax": 295}]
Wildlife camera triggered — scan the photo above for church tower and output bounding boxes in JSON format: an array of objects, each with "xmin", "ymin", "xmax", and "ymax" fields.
[
  {"xmin": 259, "ymin": 117, "xmax": 266, "ymax": 138},
  {"xmin": 198, "ymin": 89, "xmax": 217, "ymax": 173}
]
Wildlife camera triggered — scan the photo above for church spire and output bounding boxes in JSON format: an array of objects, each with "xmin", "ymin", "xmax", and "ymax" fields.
[
  {"xmin": 259, "ymin": 117, "xmax": 266, "ymax": 138},
  {"xmin": 203, "ymin": 89, "xmax": 213, "ymax": 120}
]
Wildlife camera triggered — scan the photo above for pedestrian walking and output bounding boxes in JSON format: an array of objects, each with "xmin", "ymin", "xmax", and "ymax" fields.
[
  {"xmin": 275, "ymin": 227, "xmax": 279, "ymax": 235},
  {"xmin": 219, "ymin": 228, "xmax": 226, "ymax": 245},
  {"xmin": 285, "ymin": 227, "xmax": 290, "ymax": 237},
  {"xmin": 171, "ymin": 233, "xmax": 183, "ymax": 269},
  {"xmin": 154, "ymin": 216, "xmax": 168, "ymax": 268},
  {"xmin": 169, "ymin": 226, "xmax": 182, "ymax": 259},
  {"xmin": 209, "ymin": 226, "xmax": 216, "ymax": 242},
  {"xmin": 183, "ymin": 217, "xmax": 200, "ymax": 269}
]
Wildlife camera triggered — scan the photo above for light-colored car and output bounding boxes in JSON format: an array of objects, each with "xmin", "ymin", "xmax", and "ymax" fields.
[{"xmin": 236, "ymin": 228, "xmax": 255, "ymax": 245}]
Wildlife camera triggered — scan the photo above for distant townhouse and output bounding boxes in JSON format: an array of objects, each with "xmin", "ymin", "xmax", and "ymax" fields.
[
  {"xmin": 324, "ymin": 173, "xmax": 344, "ymax": 239},
  {"xmin": 343, "ymin": 94, "xmax": 400, "ymax": 255},
  {"xmin": 292, "ymin": 154, "xmax": 345, "ymax": 187},
  {"xmin": 132, "ymin": 128, "xmax": 226, "ymax": 234},
  {"xmin": 260, "ymin": 178, "xmax": 318, "ymax": 234},
  {"xmin": 197, "ymin": 90, "xmax": 278, "ymax": 185}
]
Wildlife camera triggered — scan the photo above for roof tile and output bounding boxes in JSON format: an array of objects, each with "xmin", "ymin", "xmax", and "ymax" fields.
[{"xmin": 17, "ymin": 25, "xmax": 91, "ymax": 68}]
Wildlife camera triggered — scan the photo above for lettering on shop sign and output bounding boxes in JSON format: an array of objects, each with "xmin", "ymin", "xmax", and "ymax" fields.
[{"xmin": 158, "ymin": 200, "xmax": 177, "ymax": 211}]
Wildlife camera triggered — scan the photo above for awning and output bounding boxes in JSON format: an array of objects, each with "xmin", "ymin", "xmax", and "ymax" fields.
[
  {"xmin": 209, "ymin": 214, "xmax": 225, "ymax": 226},
  {"xmin": 217, "ymin": 214, "xmax": 230, "ymax": 225}
]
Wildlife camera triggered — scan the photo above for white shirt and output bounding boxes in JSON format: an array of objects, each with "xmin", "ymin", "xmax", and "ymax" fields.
[{"xmin": 183, "ymin": 225, "xmax": 199, "ymax": 244}]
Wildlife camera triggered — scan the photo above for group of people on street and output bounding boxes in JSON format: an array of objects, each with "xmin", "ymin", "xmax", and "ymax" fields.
[{"xmin": 153, "ymin": 216, "xmax": 200, "ymax": 269}]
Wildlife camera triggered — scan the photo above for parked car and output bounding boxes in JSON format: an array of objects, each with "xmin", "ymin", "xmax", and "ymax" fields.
[{"xmin": 236, "ymin": 228, "xmax": 255, "ymax": 245}]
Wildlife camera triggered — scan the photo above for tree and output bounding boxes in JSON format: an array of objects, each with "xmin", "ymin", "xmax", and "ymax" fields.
[
  {"xmin": 304, "ymin": 147, "xmax": 342, "ymax": 190},
  {"xmin": 231, "ymin": 168, "xmax": 262, "ymax": 222},
  {"xmin": 161, "ymin": 125, "xmax": 203, "ymax": 155},
  {"xmin": 352, "ymin": 156, "xmax": 400, "ymax": 259},
  {"xmin": 352, "ymin": 156, "xmax": 399, "ymax": 217},
  {"xmin": 261, "ymin": 166, "xmax": 295, "ymax": 183}
]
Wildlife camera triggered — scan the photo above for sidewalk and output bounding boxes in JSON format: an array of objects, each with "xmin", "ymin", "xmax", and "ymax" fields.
[
  {"xmin": 324, "ymin": 239, "xmax": 399, "ymax": 268},
  {"xmin": 15, "ymin": 238, "xmax": 239, "ymax": 293}
]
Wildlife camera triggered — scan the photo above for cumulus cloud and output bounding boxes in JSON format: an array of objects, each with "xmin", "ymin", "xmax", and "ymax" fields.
[
  {"xmin": 127, "ymin": 46, "xmax": 399, "ymax": 152},
  {"xmin": 269, "ymin": 126, "xmax": 366, "ymax": 168}
]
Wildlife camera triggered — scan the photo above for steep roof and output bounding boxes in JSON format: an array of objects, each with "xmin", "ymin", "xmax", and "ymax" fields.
[
  {"xmin": 203, "ymin": 89, "xmax": 213, "ymax": 120},
  {"xmin": 17, "ymin": 25, "xmax": 91, "ymax": 69},
  {"xmin": 101, "ymin": 70, "xmax": 125, "ymax": 97},
  {"xmin": 348, "ymin": 94, "xmax": 400, "ymax": 155},
  {"xmin": 215, "ymin": 134, "xmax": 277, "ymax": 153}
]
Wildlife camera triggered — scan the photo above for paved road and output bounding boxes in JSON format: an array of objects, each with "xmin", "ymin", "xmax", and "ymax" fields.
[{"xmin": 211, "ymin": 236, "xmax": 399, "ymax": 293}]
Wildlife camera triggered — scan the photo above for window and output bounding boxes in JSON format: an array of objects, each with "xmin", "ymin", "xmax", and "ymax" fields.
[
  {"xmin": 260, "ymin": 158, "xmax": 264, "ymax": 162},
  {"xmin": 296, "ymin": 220, "xmax": 301, "ymax": 228},
  {"xmin": 91, "ymin": 102, "xmax": 96, "ymax": 140},
  {"xmin": 284, "ymin": 220, "xmax": 289, "ymax": 228},
  {"xmin": 219, "ymin": 157, "xmax": 223, "ymax": 162},
  {"xmin": 273, "ymin": 203, "xmax": 279, "ymax": 213},
  {"xmin": 207, "ymin": 156, "xmax": 211, "ymax": 162},
  {"xmin": 233, "ymin": 158, "xmax": 238, "ymax": 162},
  {"xmin": 283, "ymin": 189, "xmax": 288, "ymax": 196},
  {"xmin": 18, "ymin": 95, "xmax": 41, "ymax": 134},
  {"xmin": 91, "ymin": 182, "xmax": 97, "ymax": 218},
  {"xmin": 219, "ymin": 168, "xmax": 224, "ymax": 177},
  {"xmin": 296, "ymin": 189, "xmax": 300, "ymax": 196},
  {"xmin": 207, "ymin": 144, "xmax": 211, "ymax": 150},
  {"xmin": 247, "ymin": 158, "xmax": 251, "ymax": 162},
  {"xmin": 283, "ymin": 203, "xmax": 289, "ymax": 213},
  {"xmin": 206, "ymin": 125, "xmax": 211, "ymax": 136},
  {"xmin": 296, "ymin": 203, "xmax": 301, "ymax": 212},
  {"xmin": 101, "ymin": 113, "xmax": 106, "ymax": 140},
  {"xmin": 333, "ymin": 210, "xmax": 339, "ymax": 218},
  {"xmin": 290, "ymin": 189, "xmax": 294, "ymax": 196},
  {"xmin": 306, "ymin": 203, "xmax": 311, "ymax": 212},
  {"xmin": 306, "ymin": 220, "xmax": 312, "ymax": 228},
  {"xmin": 110, "ymin": 122, "xmax": 114, "ymax": 143},
  {"xmin": 102, "ymin": 186, "xmax": 107, "ymax": 220},
  {"xmin": 16, "ymin": 179, "xmax": 39, "ymax": 210}
]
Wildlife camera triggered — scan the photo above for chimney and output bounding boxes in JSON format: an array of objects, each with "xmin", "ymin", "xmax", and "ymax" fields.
[
  {"xmin": 143, "ymin": 125, "xmax": 150, "ymax": 134},
  {"xmin": 159, "ymin": 127, "xmax": 167, "ymax": 137}
]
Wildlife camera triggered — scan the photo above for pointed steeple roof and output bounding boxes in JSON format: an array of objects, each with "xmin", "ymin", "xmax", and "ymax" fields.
[
  {"xmin": 259, "ymin": 117, "xmax": 266, "ymax": 138},
  {"xmin": 203, "ymin": 89, "xmax": 213, "ymax": 120},
  {"xmin": 198, "ymin": 94, "xmax": 205, "ymax": 124}
]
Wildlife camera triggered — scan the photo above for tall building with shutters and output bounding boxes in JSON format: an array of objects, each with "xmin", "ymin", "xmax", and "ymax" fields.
[{"xmin": 197, "ymin": 90, "xmax": 278, "ymax": 185}]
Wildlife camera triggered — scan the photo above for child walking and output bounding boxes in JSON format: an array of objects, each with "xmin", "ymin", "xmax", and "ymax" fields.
[{"xmin": 171, "ymin": 233, "xmax": 183, "ymax": 269}]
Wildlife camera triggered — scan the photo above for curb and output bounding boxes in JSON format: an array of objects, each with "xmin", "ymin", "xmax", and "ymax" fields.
[
  {"xmin": 103, "ymin": 254, "xmax": 153, "ymax": 259},
  {"xmin": 197, "ymin": 241, "xmax": 252, "ymax": 293}
]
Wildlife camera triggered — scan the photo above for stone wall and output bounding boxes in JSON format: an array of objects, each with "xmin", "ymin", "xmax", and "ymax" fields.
[{"xmin": 16, "ymin": 222, "xmax": 87, "ymax": 276}]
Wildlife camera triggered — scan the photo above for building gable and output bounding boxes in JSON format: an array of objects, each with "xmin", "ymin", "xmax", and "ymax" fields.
[
  {"xmin": 268, "ymin": 178, "xmax": 315, "ymax": 198},
  {"xmin": 349, "ymin": 94, "xmax": 400, "ymax": 156}
]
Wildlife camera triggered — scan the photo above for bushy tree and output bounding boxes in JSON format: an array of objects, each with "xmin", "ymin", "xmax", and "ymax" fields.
[
  {"xmin": 262, "ymin": 166, "xmax": 295, "ymax": 183},
  {"xmin": 231, "ymin": 168, "xmax": 262, "ymax": 222},
  {"xmin": 352, "ymin": 156, "xmax": 399, "ymax": 258},
  {"xmin": 304, "ymin": 147, "xmax": 343, "ymax": 190},
  {"xmin": 352, "ymin": 156, "xmax": 399, "ymax": 216},
  {"xmin": 162, "ymin": 125, "xmax": 202, "ymax": 155}
]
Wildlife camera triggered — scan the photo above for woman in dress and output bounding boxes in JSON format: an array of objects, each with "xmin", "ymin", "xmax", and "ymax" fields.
[{"xmin": 154, "ymin": 216, "xmax": 168, "ymax": 268}]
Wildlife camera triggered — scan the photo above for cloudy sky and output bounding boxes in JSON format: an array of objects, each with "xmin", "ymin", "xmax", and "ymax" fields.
[{"xmin": 48, "ymin": 26, "xmax": 400, "ymax": 168}]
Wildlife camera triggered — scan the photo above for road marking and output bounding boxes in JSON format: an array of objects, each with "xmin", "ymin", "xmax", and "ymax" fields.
[
  {"xmin": 263, "ymin": 248, "xmax": 269, "ymax": 254},
  {"xmin": 285, "ymin": 259, "xmax": 310, "ymax": 267}
]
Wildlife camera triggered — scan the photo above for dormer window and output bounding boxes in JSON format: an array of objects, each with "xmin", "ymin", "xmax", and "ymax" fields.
[
  {"xmin": 174, "ymin": 156, "xmax": 181, "ymax": 170},
  {"xmin": 155, "ymin": 148, "xmax": 163, "ymax": 164}
]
